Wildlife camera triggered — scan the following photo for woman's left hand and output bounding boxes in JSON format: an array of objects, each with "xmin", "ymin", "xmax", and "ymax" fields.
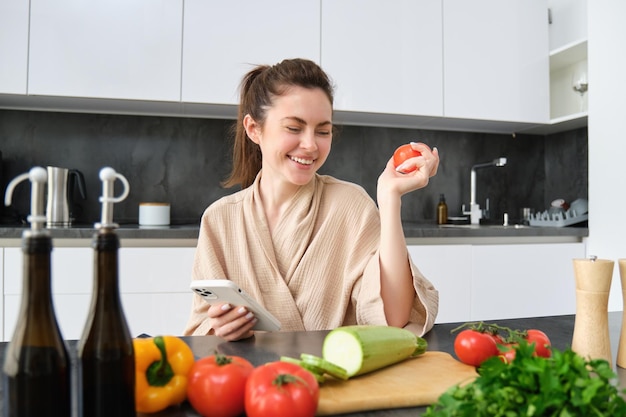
[{"xmin": 378, "ymin": 142, "xmax": 439, "ymax": 198}]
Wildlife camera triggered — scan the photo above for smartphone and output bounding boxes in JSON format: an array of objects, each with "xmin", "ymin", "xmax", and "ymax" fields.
[{"xmin": 190, "ymin": 279, "xmax": 281, "ymax": 332}]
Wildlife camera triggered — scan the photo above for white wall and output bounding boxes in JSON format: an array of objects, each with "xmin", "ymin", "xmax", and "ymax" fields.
[{"xmin": 587, "ymin": 1, "xmax": 626, "ymax": 310}]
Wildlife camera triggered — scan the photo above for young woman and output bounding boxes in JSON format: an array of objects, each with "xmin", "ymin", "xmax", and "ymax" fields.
[{"xmin": 184, "ymin": 58, "xmax": 440, "ymax": 341}]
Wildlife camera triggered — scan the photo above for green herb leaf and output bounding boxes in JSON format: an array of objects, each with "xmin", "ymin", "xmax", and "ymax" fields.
[{"xmin": 424, "ymin": 341, "xmax": 626, "ymax": 416}]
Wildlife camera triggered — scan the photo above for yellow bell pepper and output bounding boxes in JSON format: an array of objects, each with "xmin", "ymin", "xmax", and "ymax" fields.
[{"xmin": 133, "ymin": 335, "xmax": 195, "ymax": 413}]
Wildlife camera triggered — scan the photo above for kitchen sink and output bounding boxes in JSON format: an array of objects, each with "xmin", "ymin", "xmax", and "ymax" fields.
[{"xmin": 439, "ymin": 224, "xmax": 530, "ymax": 229}]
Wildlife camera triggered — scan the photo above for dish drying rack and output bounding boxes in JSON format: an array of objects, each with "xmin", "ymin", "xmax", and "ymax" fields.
[{"xmin": 528, "ymin": 210, "xmax": 588, "ymax": 227}]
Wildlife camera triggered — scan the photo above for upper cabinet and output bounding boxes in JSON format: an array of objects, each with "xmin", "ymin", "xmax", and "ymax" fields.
[
  {"xmin": 443, "ymin": 0, "xmax": 549, "ymax": 125},
  {"xmin": 548, "ymin": 0, "xmax": 587, "ymax": 51},
  {"xmin": 182, "ymin": 0, "xmax": 320, "ymax": 106},
  {"xmin": 0, "ymin": 0, "xmax": 29, "ymax": 94},
  {"xmin": 548, "ymin": 0, "xmax": 588, "ymax": 129},
  {"xmin": 321, "ymin": 0, "xmax": 443, "ymax": 117},
  {"xmin": 1, "ymin": 0, "xmax": 567, "ymax": 134},
  {"xmin": 322, "ymin": 0, "xmax": 549, "ymax": 131},
  {"xmin": 28, "ymin": 0, "xmax": 183, "ymax": 102}
]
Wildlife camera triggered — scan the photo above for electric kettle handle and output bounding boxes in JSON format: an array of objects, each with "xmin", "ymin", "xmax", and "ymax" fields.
[{"xmin": 68, "ymin": 169, "xmax": 87, "ymax": 200}]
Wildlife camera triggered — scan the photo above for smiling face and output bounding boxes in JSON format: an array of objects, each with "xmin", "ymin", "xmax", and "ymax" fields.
[{"xmin": 244, "ymin": 86, "xmax": 333, "ymax": 190}]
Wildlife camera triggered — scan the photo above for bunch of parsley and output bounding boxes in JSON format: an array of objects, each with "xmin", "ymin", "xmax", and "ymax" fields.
[{"xmin": 424, "ymin": 341, "xmax": 626, "ymax": 416}]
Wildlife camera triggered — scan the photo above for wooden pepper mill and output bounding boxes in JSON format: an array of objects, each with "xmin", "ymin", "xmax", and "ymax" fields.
[
  {"xmin": 571, "ymin": 256, "xmax": 614, "ymax": 366},
  {"xmin": 617, "ymin": 259, "xmax": 626, "ymax": 368}
]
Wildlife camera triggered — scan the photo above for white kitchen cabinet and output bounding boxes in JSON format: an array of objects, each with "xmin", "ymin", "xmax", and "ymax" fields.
[
  {"xmin": 471, "ymin": 242, "xmax": 585, "ymax": 320},
  {"xmin": 548, "ymin": 0, "xmax": 587, "ymax": 51},
  {"xmin": 408, "ymin": 245, "xmax": 472, "ymax": 323},
  {"xmin": 118, "ymin": 247, "xmax": 196, "ymax": 337},
  {"xmin": 1, "ymin": 0, "xmax": 561, "ymax": 134},
  {"xmin": 0, "ymin": 0, "xmax": 29, "ymax": 94},
  {"xmin": 547, "ymin": 0, "xmax": 587, "ymax": 126},
  {"xmin": 321, "ymin": 0, "xmax": 443, "ymax": 117},
  {"xmin": 0, "ymin": 249, "xmax": 4, "ymax": 339},
  {"xmin": 3, "ymin": 245, "xmax": 196, "ymax": 342},
  {"xmin": 28, "ymin": 0, "xmax": 183, "ymax": 101},
  {"xmin": 517, "ymin": 0, "xmax": 587, "ymax": 135},
  {"xmin": 3, "ymin": 247, "xmax": 92, "ymax": 342},
  {"xmin": 443, "ymin": 0, "xmax": 549, "ymax": 124},
  {"xmin": 182, "ymin": 0, "xmax": 320, "ymax": 105},
  {"xmin": 408, "ymin": 241, "xmax": 585, "ymax": 324},
  {"xmin": 550, "ymin": 50, "xmax": 587, "ymax": 121}
]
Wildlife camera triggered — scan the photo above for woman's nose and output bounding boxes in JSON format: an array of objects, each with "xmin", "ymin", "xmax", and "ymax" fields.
[{"xmin": 300, "ymin": 131, "xmax": 318, "ymax": 150}]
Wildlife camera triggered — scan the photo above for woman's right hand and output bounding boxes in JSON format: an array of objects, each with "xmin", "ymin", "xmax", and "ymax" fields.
[
  {"xmin": 207, "ymin": 303, "xmax": 257, "ymax": 341},
  {"xmin": 378, "ymin": 142, "xmax": 439, "ymax": 201}
]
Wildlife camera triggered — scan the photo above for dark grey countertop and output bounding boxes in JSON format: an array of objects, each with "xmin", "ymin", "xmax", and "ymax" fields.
[
  {"xmin": 0, "ymin": 223, "xmax": 202, "ymax": 240},
  {"xmin": 1, "ymin": 313, "xmax": 620, "ymax": 416},
  {"xmin": 401, "ymin": 221, "xmax": 587, "ymax": 239},
  {"xmin": 0, "ymin": 221, "xmax": 588, "ymax": 242}
]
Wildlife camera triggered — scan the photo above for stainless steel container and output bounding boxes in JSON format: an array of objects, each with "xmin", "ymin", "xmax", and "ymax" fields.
[{"xmin": 46, "ymin": 166, "xmax": 86, "ymax": 227}]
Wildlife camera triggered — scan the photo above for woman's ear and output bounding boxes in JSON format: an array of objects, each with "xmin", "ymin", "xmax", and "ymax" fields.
[{"xmin": 243, "ymin": 114, "xmax": 260, "ymax": 144}]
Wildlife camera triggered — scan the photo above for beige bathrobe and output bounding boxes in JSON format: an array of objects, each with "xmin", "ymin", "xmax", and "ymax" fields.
[{"xmin": 184, "ymin": 173, "xmax": 438, "ymax": 337}]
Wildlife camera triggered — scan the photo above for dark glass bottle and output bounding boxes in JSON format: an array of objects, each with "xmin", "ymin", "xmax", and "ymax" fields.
[
  {"xmin": 437, "ymin": 194, "xmax": 448, "ymax": 225},
  {"xmin": 3, "ymin": 235, "xmax": 71, "ymax": 417},
  {"xmin": 78, "ymin": 229, "xmax": 136, "ymax": 417}
]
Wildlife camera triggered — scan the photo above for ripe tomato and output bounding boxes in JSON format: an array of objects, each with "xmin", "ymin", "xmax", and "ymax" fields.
[
  {"xmin": 245, "ymin": 361, "xmax": 319, "ymax": 417},
  {"xmin": 393, "ymin": 144, "xmax": 422, "ymax": 173},
  {"xmin": 498, "ymin": 343, "xmax": 517, "ymax": 364},
  {"xmin": 486, "ymin": 332, "xmax": 504, "ymax": 346},
  {"xmin": 526, "ymin": 329, "xmax": 551, "ymax": 358},
  {"xmin": 187, "ymin": 354, "xmax": 254, "ymax": 417},
  {"xmin": 454, "ymin": 329, "xmax": 499, "ymax": 367}
]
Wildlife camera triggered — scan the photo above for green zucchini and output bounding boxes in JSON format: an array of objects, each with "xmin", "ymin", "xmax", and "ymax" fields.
[
  {"xmin": 300, "ymin": 353, "xmax": 349, "ymax": 380},
  {"xmin": 279, "ymin": 355, "xmax": 327, "ymax": 383},
  {"xmin": 322, "ymin": 325, "xmax": 428, "ymax": 377}
]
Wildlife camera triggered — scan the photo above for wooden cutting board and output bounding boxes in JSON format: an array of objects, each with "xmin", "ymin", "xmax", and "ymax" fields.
[{"xmin": 317, "ymin": 351, "xmax": 477, "ymax": 416}]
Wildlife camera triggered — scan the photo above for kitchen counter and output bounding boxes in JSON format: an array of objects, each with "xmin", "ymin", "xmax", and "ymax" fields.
[
  {"xmin": 0, "ymin": 313, "xmax": 621, "ymax": 416},
  {"xmin": 0, "ymin": 223, "xmax": 202, "ymax": 247},
  {"xmin": 402, "ymin": 221, "xmax": 587, "ymax": 245},
  {"xmin": 0, "ymin": 222, "xmax": 588, "ymax": 247}
]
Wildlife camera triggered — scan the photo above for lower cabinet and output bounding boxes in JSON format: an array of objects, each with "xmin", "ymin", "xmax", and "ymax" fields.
[
  {"xmin": 2, "ymin": 246, "xmax": 196, "ymax": 341},
  {"xmin": 1, "ymin": 241, "xmax": 587, "ymax": 341},
  {"xmin": 470, "ymin": 243, "xmax": 585, "ymax": 321},
  {"xmin": 117, "ymin": 247, "xmax": 196, "ymax": 338},
  {"xmin": 409, "ymin": 242, "xmax": 586, "ymax": 324},
  {"xmin": 408, "ymin": 245, "xmax": 472, "ymax": 324},
  {"xmin": 0, "ymin": 248, "xmax": 3, "ymax": 339}
]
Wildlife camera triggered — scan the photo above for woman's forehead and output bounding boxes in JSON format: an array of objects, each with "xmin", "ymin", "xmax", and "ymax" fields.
[{"xmin": 268, "ymin": 86, "xmax": 332, "ymax": 120}]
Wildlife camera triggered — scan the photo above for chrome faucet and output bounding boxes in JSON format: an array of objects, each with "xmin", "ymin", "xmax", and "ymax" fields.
[{"xmin": 465, "ymin": 157, "xmax": 507, "ymax": 224}]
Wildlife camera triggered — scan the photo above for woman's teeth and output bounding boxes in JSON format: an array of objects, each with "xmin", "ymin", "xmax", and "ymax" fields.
[{"xmin": 290, "ymin": 156, "xmax": 314, "ymax": 165}]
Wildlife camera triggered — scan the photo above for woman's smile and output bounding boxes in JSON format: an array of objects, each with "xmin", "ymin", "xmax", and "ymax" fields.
[{"xmin": 289, "ymin": 155, "xmax": 315, "ymax": 166}]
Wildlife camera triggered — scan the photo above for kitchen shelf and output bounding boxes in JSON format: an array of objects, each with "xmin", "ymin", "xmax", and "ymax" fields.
[
  {"xmin": 550, "ymin": 39, "xmax": 588, "ymax": 72},
  {"xmin": 539, "ymin": 37, "xmax": 589, "ymax": 134},
  {"xmin": 521, "ymin": 111, "xmax": 588, "ymax": 135}
]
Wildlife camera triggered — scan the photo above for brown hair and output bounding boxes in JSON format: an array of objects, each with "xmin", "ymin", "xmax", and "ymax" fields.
[{"xmin": 222, "ymin": 58, "xmax": 335, "ymax": 189}]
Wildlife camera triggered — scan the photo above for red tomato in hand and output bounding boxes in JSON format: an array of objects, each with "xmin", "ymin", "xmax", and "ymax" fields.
[
  {"xmin": 454, "ymin": 329, "xmax": 499, "ymax": 367},
  {"xmin": 245, "ymin": 361, "xmax": 319, "ymax": 417},
  {"xmin": 526, "ymin": 329, "xmax": 551, "ymax": 358},
  {"xmin": 393, "ymin": 144, "xmax": 422, "ymax": 173},
  {"xmin": 187, "ymin": 354, "xmax": 254, "ymax": 417}
]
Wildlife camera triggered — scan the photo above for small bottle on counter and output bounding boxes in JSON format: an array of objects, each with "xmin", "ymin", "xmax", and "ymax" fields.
[
  {"xmin": 2, "ymin": 167, "xmax": 71, "ymax": 417},
  {"xmin": 437, "ymin": 194, "xmax": 448, "ymax": 225},
  {"xmin": 78, "ymin": 167, "xmax": 135, "ymax": 417}
]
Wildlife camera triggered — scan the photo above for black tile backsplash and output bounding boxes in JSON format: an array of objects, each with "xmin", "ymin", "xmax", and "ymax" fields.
[{"xmin": 0, "ymin": 110, "xmax": 587, "ymax": 226}]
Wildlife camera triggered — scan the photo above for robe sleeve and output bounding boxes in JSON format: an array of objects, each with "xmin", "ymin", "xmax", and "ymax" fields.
[{"xmin": 183, "ymin": 208, "xmax": 228, "ymax": 336}]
